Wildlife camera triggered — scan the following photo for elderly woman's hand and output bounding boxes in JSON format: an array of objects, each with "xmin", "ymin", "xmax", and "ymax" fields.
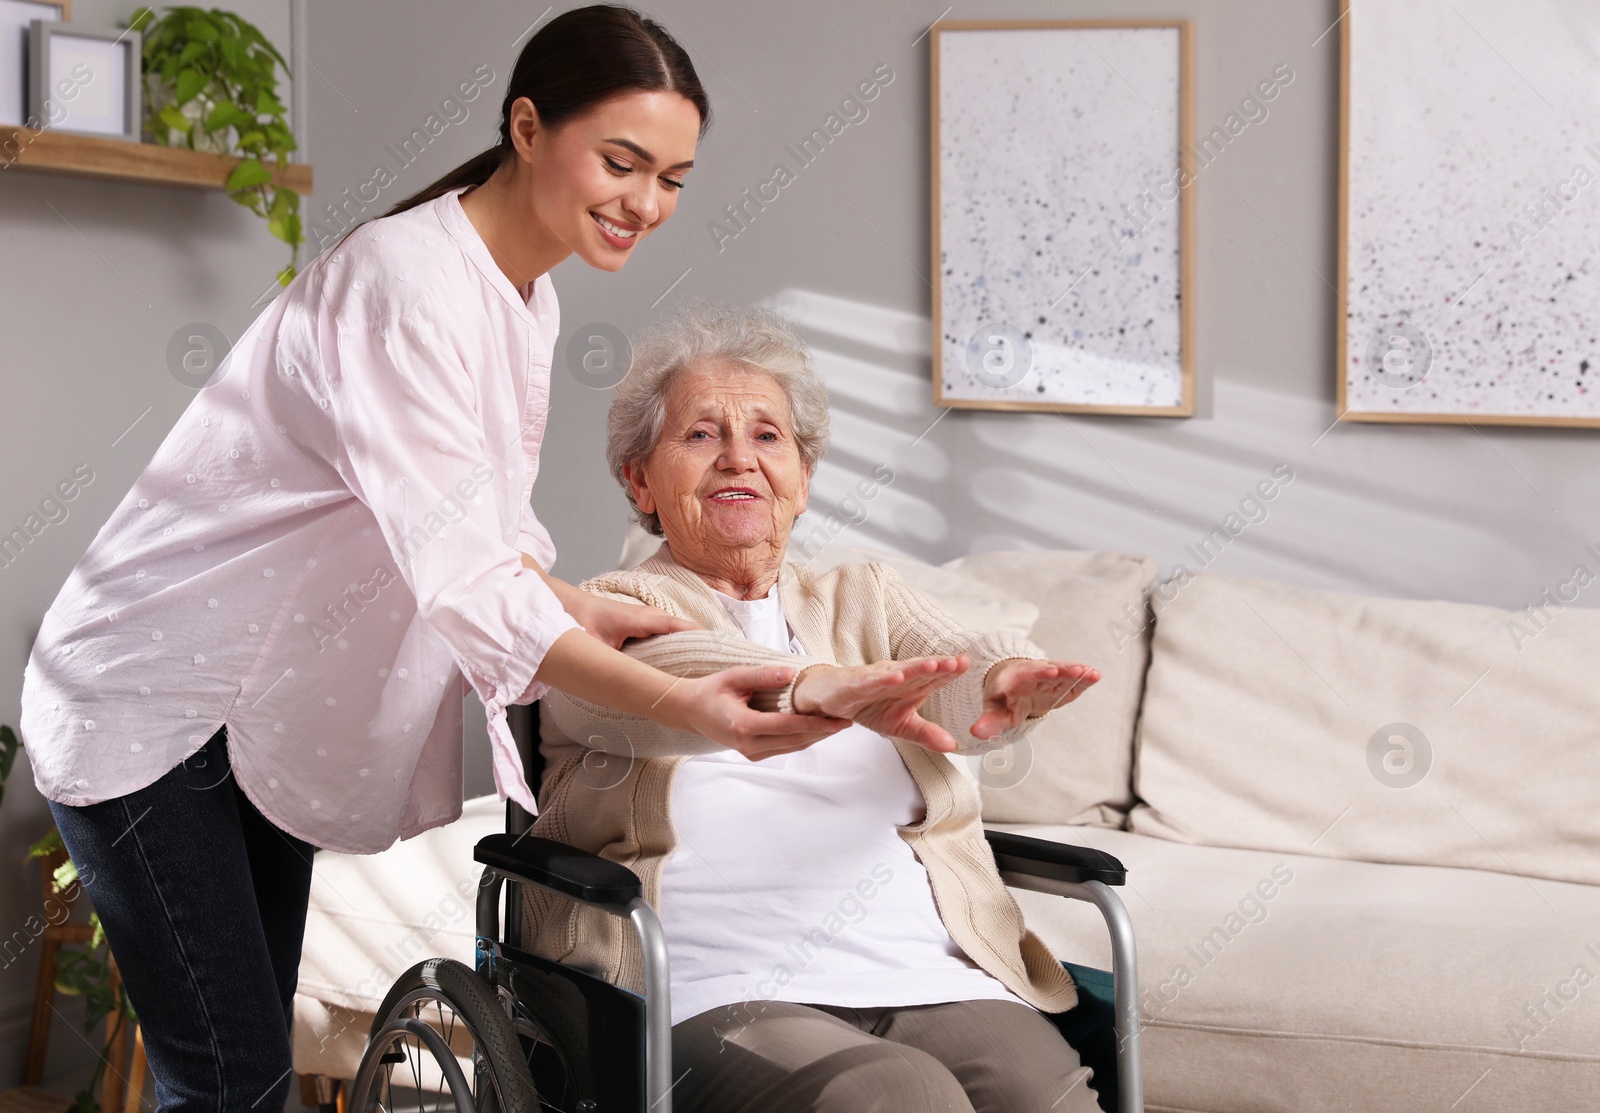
[
  {"xmin": 791, "ymin": 656, "xmax": 970, "ymax": 753},
  {"xmin": 971, "ymin": 660, "xmax": 1101, "ymax": 740}
]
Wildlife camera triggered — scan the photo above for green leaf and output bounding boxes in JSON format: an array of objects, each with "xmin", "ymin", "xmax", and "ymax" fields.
[
  {"xmin": 237, "ymin": 129, "xmax": 265, "ymax": 150},
  {"xmin": 27, "ymin": 828, "xmax": 64, "ymax": 861},
  {"xmin": 53, "ymin": 857, "xmax": 78, "ymax": 893},
  {"xmin": 225, "ymin": 158, "xmax": 273, "ymax": 191},
  {"xmin": 174, "ymin": 67, "xmax": 207, "ymax": 105},
  {"xmin": 203, "ymin": 100, "xmax": 244, "ymax": 132},
  {"xmin": 249, "ymin": 33, "xmax": 290, "ymax": 73},
  {"xmin": 158, "ymin": 103, "xmax": 192, "ymax": 134},
  {"xmin": 54, "ymin": 951, "xmax": 94, "ymax": 996},
  {"xmin": 255, "ymin": 88, "xmax": 283, "ymax": 116},
  {"xmin": 186, "ymin": 16, "xmax": 220, "ymax": 42},
  {"xmin": 267, "ymin": 194, "xmax": 300, "ymax": 244}
]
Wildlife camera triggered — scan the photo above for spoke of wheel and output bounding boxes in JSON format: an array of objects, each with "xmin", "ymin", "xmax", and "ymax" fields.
[
  {"xmin": 407, "ymin": 1032, "xmax": 424, "ymax": 1102},
  {"xmin": 434, "ymin": 999, "xmax": 451, "ymax": 1111}
]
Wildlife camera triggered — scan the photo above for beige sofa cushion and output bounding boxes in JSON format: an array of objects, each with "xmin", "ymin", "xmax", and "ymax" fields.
[
  {"xmin": 1130, "ymin": 573, "xmax": 1600, "ymax": 886},
  {"xmin": 1003, "ymin": 824, "xmax": 1600, "ymax": 1113},
  {"xmin": 946, "ymin": 550, "xmax": 1157, "ymax": 826},
  {"xmin": 804, "ymin": 542, "xmax": 1041, "ymax": 636}
]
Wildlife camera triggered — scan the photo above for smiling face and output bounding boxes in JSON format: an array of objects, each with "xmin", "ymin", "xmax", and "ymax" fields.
[
  {"xmin": 508, "ymin": 88, "xmax": 701, "ymax": 273},
  {"xmin": 625, "ymin": 364, "xmax": 810, "ymax": 598}
]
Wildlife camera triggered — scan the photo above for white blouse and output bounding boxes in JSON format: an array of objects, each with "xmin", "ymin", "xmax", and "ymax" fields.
[
  {"xmin": 20, "ymin": 186, "xmax": 580, "ymax": 854},
  {"xmin": 659, "ymin": 585, "xmax": 1026, "ymax": 1026}
]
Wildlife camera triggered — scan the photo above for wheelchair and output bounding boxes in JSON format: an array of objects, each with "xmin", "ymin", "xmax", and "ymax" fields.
[{"xmin": 349, "ymin": 703, "xmax": 1145, "ymax": 1113}]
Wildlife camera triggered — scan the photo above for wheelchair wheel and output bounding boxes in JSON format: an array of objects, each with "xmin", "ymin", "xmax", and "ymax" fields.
[{"xmin": 350, "ymin": 958, "xmax": 540, "ymax": 1113}]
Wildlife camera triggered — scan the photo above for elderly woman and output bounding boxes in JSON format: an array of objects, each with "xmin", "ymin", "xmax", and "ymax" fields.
[{"xmin": 523, "ymin": 302, "xmax": 1105, "ymax": 1113}]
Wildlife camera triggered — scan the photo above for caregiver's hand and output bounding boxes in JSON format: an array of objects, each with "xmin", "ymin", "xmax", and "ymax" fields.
[
  {"xmin": 671, "ymin": 666, "xmax": 853, "ymax": 761},
  {"xmin": 971, "ymin": 660, "xmax": 1101, "ymax": 740},
  {"xmin": 791, "ymin": 656, "xmax": 970, "ymax": 754},
  {"xmin": 528, "ymin": 556, "xmax": 696, "ymax": 649},
  {"xmin": 566, "ymin": 591, "xmax": 695, "ymax": 649}
]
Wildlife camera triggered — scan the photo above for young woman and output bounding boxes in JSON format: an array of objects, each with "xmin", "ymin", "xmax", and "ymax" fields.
[{"xmin": 18, "ymin": 7, "xmax": 849, "ymax": 1108}]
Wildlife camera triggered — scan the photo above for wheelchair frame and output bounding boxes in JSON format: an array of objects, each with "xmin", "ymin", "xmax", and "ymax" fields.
[{"xmin": 467, "ymin": 704, "xmax": 1144, "ymax": 1113}]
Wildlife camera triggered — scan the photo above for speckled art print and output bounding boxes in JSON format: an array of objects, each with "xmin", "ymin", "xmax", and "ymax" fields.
[
  {"xmin": 931, "ymin": 21, "xmax": 1194, "ymax": 415},
  {"xmin": 1340, "ymin": 0, "xmax": 1600, "ymax": 426}
]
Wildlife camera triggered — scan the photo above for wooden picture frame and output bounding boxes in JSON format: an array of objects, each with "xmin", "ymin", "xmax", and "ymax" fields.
[
  {"xmin": 930, "ymin": 19, "xmax": 1195, "ymax": 416},
  {"xmin": 1337, "ymin": 0, "xmax": 1600, "ymax": 427},
  {"xmin": 0, "ymin": 0, "xmax": 69, "ymax": 127},
  {"xmin": 27, "ymin": 17, "xmax": 140, "ymax": 142}
]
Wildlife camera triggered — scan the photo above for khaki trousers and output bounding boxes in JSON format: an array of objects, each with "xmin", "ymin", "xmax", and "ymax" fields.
[{"xmin": 671, "ymin": 998, "xmax": 1100, "ymax": 1113}]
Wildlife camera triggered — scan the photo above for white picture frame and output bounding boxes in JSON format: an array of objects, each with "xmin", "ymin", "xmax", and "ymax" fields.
[
  {"xmin": 1338, "ymin": 0, "xmax": 1600, "ymax": 427},
  {"xmin": 930, "ymin": 20, "xmax": 1195, "ymax": 416},
  {"xmin": 0, "ymin": 0, "xmax": 67, "ymax": 127},
  {"xmin": 27, "ymin": 18, "xmax": 139, "ymax": 140}
]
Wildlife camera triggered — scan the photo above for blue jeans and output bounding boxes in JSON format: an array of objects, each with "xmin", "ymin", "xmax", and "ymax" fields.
[{"xmin": 48, "ymin": 727, "xmax": 315, "ymax": 1113}]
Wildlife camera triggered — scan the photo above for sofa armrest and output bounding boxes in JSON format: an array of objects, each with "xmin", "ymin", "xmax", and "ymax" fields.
[
  {"xmin": 984, "ymin": 829, "xmax": 1128, "ymax": 886},
  {"xmin": 474, "ymin": 832, "xmax": 643, "ymax": 909}
]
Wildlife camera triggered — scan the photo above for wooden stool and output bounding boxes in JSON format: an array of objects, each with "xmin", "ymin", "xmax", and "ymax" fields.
[{"xmin": 14, "ymin": 840, "xmax": 150, "ymax": 1113}]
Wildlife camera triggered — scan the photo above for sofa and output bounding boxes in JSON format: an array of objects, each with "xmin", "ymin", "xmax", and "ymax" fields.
[{"xmin": 293, "ymin": 544, "xmax": 1600, "ymax": 1111}]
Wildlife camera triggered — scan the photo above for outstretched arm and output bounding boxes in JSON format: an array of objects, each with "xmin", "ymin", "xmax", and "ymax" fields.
[
  {"xmin": 539, "ymin": 623, "xmax": 851, "ymax": 760},
  {"xmin": 873, "ymin": 563, "xmax": 1098, "ymax": 751},
  {"xmin": 536, "ymin": 576, "xmax": 856, "ymax": 760}
]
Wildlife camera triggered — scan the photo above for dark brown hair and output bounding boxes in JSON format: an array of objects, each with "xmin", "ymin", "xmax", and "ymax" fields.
[{"xmin": 337, "ymin": 5, "xmax": 709, "ymax": 246}]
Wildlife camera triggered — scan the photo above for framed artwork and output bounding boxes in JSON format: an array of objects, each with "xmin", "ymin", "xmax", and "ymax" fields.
[
  {"xmin": 27, "ymin": 18, "xmax": 139, "ymax": 140},
  {"xmin": 930, "ymin": 20, "xmax": 1195, "ymax": 415},
  {"xmin": 1338, "ymin": 0, "xmax": 1600, "ymax": 426},
  {"xmin": 0, "ymin": 0, "xmax": 68, "ymax": 126}
]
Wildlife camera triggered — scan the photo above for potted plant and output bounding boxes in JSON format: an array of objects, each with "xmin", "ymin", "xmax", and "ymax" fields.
[{"xmin": 129, "ymin": 5, "xmax": 304, "ymax": 286}]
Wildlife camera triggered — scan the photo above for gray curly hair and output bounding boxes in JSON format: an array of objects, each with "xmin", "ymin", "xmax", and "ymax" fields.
[{"xmin": 607, "ymin": 300, "xmax": 831, "ymax": 537}]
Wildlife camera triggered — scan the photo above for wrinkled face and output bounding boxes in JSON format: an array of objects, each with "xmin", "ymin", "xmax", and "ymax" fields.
[
  {"xmin": 626, "ymin": 364, "xmax": 810, "ymax": 561},
  {"xmin": 517, "ymin": 89, "xmax": 701, "ymax": 272}
]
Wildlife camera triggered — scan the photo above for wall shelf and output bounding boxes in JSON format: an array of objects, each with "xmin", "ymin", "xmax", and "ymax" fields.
[{"xmin": 0, "ymin": 126, "xmax": 312, "ymax": 194}]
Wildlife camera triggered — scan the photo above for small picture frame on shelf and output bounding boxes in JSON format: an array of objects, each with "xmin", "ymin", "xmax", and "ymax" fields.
[
  {"xmin": 0, "ymin": 0, "xmax": 69, "ymax": 127},
  {"xmin": 27, "ymin": 18, "xmax": 139, "ymax": 140}
]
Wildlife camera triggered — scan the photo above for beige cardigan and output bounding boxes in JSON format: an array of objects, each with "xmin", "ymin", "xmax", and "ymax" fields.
[{"xmin": 520, "ymin": 546, "xmax": 1079, "ymax": 1014}]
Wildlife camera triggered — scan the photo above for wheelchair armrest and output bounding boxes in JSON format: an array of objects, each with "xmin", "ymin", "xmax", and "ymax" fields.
[
  {"xmin": 474, "ymin": 832, "xmax": 643, "ymax": 908},
  {"xmin": 984, "ymin": 829, "xmax": 1127, "ymax": 886}
]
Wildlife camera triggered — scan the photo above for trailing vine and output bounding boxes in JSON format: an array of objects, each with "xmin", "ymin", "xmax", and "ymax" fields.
[{"xmin": 130, "ymin": 5, "xmax": 303, "ymax": 285}]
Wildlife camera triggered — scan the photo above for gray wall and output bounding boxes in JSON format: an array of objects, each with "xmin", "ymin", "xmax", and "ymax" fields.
[{"xmin": 3, "ymin": 0, "xmax": 1595, "ymax": 1084}]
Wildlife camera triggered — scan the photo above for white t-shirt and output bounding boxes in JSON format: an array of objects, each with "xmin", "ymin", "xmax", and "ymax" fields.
[{"xmin": 659, "ymin": 584, "xmax": 1027, "ymax": 1026}]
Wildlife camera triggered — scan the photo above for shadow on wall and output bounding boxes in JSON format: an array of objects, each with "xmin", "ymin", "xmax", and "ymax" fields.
[{"xmin": 763, "ymin": 287, "xmax": 1583, "ymax": 611}]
